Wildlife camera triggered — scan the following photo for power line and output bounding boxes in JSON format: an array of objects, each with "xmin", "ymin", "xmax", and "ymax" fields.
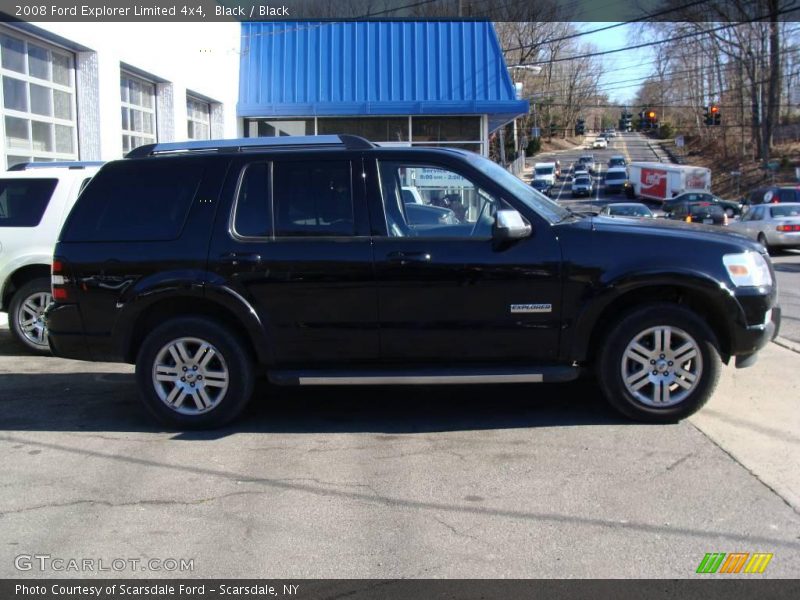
[{"xmin": 503, "ymin": 6, "xmax": 800, "ymax": 64}]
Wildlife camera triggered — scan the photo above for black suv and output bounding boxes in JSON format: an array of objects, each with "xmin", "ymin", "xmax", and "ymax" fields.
[{"xmin": 47, "ymin": 135, "xmax": 780, "ymax": 429}]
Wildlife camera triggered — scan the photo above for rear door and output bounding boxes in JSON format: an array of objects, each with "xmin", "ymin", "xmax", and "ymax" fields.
[{"xmin": 208, "ymin": 155, "xmax": 378, "ymax": 365}]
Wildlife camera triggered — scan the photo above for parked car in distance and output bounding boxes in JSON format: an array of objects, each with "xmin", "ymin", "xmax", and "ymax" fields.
[
  {"xmin": 604, "ymin": 168, "xmax": 628, "ymax": 194},
  {"xmin": 592, "ymin": 137, "xmax": 608, "ymax": 149},
  {"xmin": 663, "ymin": 192, "xmax": 742, "ymax": 218},
  {"xmin": 572, "ymin": 175, "xmax": 594, "ymax": 197},
  {"xmin": 667, "ymin": 202, "xmax": 728, "ymax": 226},
  {"xmin": 0, "ymin": 161, "xmax": 102, "ymax": 353},
  {"xmin": 728, "ymin": 202, "xmax": 800, "ymax": 253},
  {"xmin": 745, "ymin": 186, "xmax": 800, "ymax": 206},
  {"xmin": 46, "ymin": 135, "xmax": 780, "ymax": 429},
  {"xmin": 606, "ymin": 129, "xmax": 617, "ymax": 138},
  {"xmin": 599, "ymin": 203, "xmax": 654, "ymax": 218},
  {"xmin": 608, "ymin": 155, "xmax": 626, "ymax": 168},
  {"xmin": 531, "ymin": 178, "xmax": 554, "ymax": 197}
]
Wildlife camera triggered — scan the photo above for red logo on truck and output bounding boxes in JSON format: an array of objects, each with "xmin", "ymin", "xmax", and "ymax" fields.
[{"xmin": 640, "ymin": 168, "xmax": 667, "ymax": 198}]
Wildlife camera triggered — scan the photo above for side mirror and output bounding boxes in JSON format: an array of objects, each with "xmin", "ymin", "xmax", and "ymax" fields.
[{"xmin": 493, "ymin": 209, "xmax": 532, "ymax": 240}]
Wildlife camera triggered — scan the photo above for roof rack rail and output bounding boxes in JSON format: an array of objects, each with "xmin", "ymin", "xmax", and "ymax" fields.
[
  {"xmin": 8, "ymin": 161, "xmax": 105, "ymax": 171},
  {"xmin": 125, "ymin": 134, "xmax": 375, "ymax": 158}
]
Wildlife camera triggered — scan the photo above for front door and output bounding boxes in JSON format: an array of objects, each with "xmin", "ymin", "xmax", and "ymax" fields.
[
  {"xmin": 209, "ymin": 156, "xmax": 378, "ymax": 365},
  {"xmin": 367, "ymin": 158, "xmax": 562, "ymax": 363}
]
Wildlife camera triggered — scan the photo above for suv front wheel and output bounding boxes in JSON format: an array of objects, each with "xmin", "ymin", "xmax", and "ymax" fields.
[
  {"xmin": 135, "ymin": 317, "xmax": 254, "ymax": 429},
  {"xmin": 9, "ymin": 277, "xmax": 52, "ymax": 354},
  {"xmin": 597, "ymin": 303, "xmax": 721, "ymax": 423}
]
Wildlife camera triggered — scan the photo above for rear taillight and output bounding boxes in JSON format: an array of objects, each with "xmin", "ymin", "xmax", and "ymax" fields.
[
  {"xmin": 777, "ymin": 224, "xmax": 800, "ymax": 232},
  {"xmin": 685, "ymin": 216, "xmax": 692, "ymax": 223},
  {"xmin": 51, "ymin": 259, "xmax": 71, "ymax": 302}
]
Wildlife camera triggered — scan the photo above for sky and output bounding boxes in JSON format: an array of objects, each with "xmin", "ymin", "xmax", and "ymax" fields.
[{"xmin": 578, "ymin": 22, "xmax": 656, "ymax": 107}]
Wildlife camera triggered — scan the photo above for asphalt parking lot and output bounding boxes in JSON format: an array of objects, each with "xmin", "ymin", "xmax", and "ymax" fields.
[{"xmin": 1, "ymin": 314, "xmax": 799, "ymax": 578}]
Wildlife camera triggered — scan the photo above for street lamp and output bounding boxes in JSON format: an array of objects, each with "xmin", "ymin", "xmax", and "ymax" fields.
[{"xmin": 506, "ymin": 65, "xmax": 544, "ymax": 165}]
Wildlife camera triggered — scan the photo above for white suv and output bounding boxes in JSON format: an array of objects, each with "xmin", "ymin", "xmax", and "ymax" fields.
[{"xmin": 0, "ymin": 162, "xmax": 102, "ymax": 353}]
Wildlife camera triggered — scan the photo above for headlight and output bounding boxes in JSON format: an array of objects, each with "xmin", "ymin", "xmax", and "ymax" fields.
[{"xmin": 723, "ymin": 252, "xmax": 772, "ymax": 287}]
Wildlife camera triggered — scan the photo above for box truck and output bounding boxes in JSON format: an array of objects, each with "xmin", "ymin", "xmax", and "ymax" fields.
[{"xmin": 626, "ymin": 162, "xmax": 711, "ymax": 201}]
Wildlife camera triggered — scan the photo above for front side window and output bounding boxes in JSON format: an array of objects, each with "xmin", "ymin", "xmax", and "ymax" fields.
[
  {"xmin": 272, "ymin": 161, "xmax": 354, "ymax": 237},
  {"xmin": 120, "ymin": 72, "xmax": 156, "ymax": 153},
  {"xmin": 0, "ymin": 31, "xmax": 77, "ymax": 169},
  {"xmin": 378, "ymin": 162, "xmax": 502, "ymax": 238},
  {"xmin": 0, "ymin": 178, "xmax": 57, "ymax": 227}
]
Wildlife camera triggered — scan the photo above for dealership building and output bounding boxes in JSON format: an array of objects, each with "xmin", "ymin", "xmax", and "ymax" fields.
[
  {"xmin": 0, "ymin": 20, "xmax": 527, "ymax": 169},
  {"xmin": 0, "ymin": 21, "xmax": 240, "ymax": 169},
  {"xmin": 237, "ymin": 21, "xmax": 529, "ymax": 156}
]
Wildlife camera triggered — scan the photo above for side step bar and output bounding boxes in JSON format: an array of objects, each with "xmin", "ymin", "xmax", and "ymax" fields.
[{"xmin": 269, "ymin": 366, "xmax": 581, "ymax": 386}]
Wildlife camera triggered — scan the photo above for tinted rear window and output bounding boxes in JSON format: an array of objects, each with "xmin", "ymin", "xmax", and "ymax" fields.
[
  {"xmin": 606, "ymin": 172, "xmax": 626, "ymax": 181},
  {"xmin": 62, "ymin": 159, "xmax": 205, "ymax": 242},
  {"xmin": 0, "ymin": 178, "xmax": 57, "ymax": 227}
]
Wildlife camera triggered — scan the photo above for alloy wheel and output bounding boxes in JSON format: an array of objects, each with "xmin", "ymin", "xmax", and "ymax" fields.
[
  {"xmin": 151, "ymin": 337, "xmax": 230, "ymax": 415},
  {"xmin": 620, "ymin": 325, "xmax": 703, "ymax": 407},
  {"xmin": 16, "ymin": 291, "xmax": 51, "ymax": 348}
]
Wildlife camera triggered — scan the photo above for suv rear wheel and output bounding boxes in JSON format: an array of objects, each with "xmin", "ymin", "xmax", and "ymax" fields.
[
  {"xmin": 9, "ymin": 277, "xmax": 52, "ymax": 354},
  {"xmin": 135, "ymin": 317, "xmax": 254, "ymax": 429},
  {"xmin": 597, "ymin": 303, "xmax": 721, "ymax": 423}
]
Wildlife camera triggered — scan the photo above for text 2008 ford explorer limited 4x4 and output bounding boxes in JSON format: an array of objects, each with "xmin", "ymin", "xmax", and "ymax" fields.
[{"xmin": 46, "ymin": 135, "xmax": 780, "ymax": 429}]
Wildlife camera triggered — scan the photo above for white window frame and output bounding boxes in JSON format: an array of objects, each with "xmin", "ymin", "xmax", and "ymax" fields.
[
  {"xmin": 120, "ymin": 71, "xmax": 157, "ymax": 153},
  {"xmin": 186, "ymin": 95, "xmax": 211, "ymax": 140},
  {"xmin": 0, "ymin": 28, "xmax": 78, "ymax": 168}
]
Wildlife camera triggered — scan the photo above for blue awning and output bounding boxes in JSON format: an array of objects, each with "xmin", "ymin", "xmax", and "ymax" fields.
[{"xmin": 238, "ymin": 21, "xmax": 529, "ymax": 132}]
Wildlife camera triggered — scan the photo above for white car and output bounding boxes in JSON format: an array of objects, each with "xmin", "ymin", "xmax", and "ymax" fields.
[
  {"xmin": 592, "ymin": 137, "xmax": 608, "ymax": 149},
  {"xmin": 0, "ymin": 162, "xmax": 102, "ymax": 353}
]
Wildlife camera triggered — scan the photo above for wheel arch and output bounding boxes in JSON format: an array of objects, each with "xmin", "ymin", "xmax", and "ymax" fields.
[
  {"xmin": 1, "ymin": 263, "xmax": 51, "ymax": 311},
  {"xmin": 576, "ymin": 280, "xmax": 737, "ymax": 367},
  {"xmin": 118, "ymin": 291, "xmax": 270, "ymax": 366}
]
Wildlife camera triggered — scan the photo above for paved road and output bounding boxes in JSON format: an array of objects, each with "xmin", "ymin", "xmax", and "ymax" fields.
[{"xmin": 0, "ymin": 323, "xmax": 798, "ymax": 578}]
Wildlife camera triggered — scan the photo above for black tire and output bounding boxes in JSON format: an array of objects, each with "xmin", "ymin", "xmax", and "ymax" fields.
[
  {"xmin": 597, "ymin": 303, "xmax": 721, "ymax": 423},
  {"xmin": 8, "ymin": 277, "xmax": 52, "ymax": 355},
  {"xmin": 757, "ymin": 233, "xmax": 772, "ymax": 254},
  {"xmin": 135, "ymin": 317, "xmax": 254, "ymax": 429}
]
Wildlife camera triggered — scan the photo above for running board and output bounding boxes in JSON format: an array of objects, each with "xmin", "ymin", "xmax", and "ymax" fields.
[{"xmin": 268, "ymin": 366, "xmax": 581, "ymax": 386}]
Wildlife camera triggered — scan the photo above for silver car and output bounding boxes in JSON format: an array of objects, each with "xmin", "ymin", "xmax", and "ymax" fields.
[{"xmin": 729, "ymin": 202, "xmax": 800, "ymax": 252}]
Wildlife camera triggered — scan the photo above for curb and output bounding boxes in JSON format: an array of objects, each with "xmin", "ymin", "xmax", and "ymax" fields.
[{"xmin": 773, "ymin": 336, "xmax": 800, "ymax": 354}]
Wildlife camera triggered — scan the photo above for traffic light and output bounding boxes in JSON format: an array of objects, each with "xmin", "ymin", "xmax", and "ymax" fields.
[
  {"xmin": 647, "ymin": 110, "xmax": 657, "ymax": 124},
  {"xmin": 575, "ymin": 118, "xmax": 585, "ymax": 135},
  {"xmin": 549, "ymin": 122, "xmax": 557, "ymax": 136},
  {"xmin": 704, "ymin": 105, "xmax": 721, "ymax": 126}
]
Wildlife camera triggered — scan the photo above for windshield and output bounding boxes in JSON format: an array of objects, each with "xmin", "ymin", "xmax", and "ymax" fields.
[
  {"xmin": 535, "ymin": 167, "xmax": 554, "ymax": 175},
  {"xmin": 606, "ymin": 172, "xmax": 626, "ymax": 181},
  {"xmin": 466, "ymin": 154, "xmax": 570, "ymax": 223}
]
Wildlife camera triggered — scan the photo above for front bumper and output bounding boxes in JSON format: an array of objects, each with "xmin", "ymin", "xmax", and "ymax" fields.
[{"xmin": 729, "ymin": 287, "xmax": 781, "ymax": 368}]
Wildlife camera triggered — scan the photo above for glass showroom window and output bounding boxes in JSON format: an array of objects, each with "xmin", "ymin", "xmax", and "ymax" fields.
[
  {"xmin": 187, "ymin": 96, "xmax": 210, "ymax": 140},
  {"xmin": 0, "ymin": 30, "xmax": 78, "ymax": 169},
  {"xmin": 411, "ymin": 116, "xmax": 483, "ymax": 155},
  {"xmin": 121, "ymin": 72, "xmax": 156, "ymax": 153}
]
